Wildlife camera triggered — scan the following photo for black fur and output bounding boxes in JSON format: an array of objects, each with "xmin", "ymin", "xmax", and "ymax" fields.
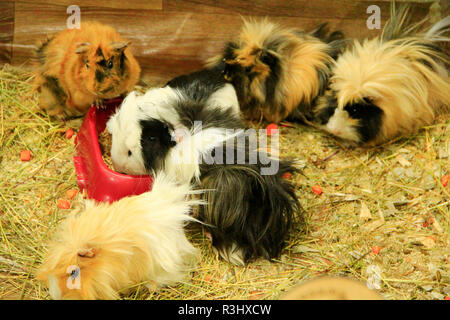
[
  {"xmin": 119, "ymin": 51, "xmax": 126, "ymax": 75},
  {"xmin": 198, "ymin": 148, "xmax": 302, "ymax": 263},
  {"xmin": 174, "ymin": 100, "xmax": 244, "ymax": 131},
  {"xmin": 137, "ymin": 85, "xmax": 303, "ymax": 264},
  {"xmin": 313, "ymin": 93, "xmax": 338, "ymax": 125},
  {"xmin": 222, "ymin": 41, "xmax": 239, "ymax": 61},
  {"xmin": 344, "ymin": 99, "xmax": 384, "ymax": 143},
  {"xmin": 96, "ymin": 47, "xmax": 104, "ymax": 58},
  {"xmin": 95, "ymin": 69, "xmax": 105, "ymax": 83},
  {"xmin": 36, "ymin": 37, "xmax": 54, "ymax": 64},
  {"xmin": 139, "ymin": 119, "xmax": 176, "ymax": 172},
  {"xmin": 260, "ymin": 50, "xmax": 281, "ymax": 105},
  {"xmin": 222, "ymin": 45, "xmax": 283, "ymax": 112},
  {"xmin": 166, "ymin": 64, "xmax": 228, "ymax": 103},
  {"xmin": 43, "ymin": 76, "xmax": 67, "ymax": 103}
]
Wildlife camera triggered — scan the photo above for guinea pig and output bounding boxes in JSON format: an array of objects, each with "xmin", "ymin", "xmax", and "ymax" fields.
[
  {"xmin": 206, "ymin": 17, "xmax": 345, "ymax": 123},
  {"xmin": 107, "ymin": 65, "xmax": 241, "ymax": 177},
  {"xmin": 36, "ymin": 173, "xmax": 199, "ymax": 300},
  {"xmin": 33, "ymin": 21, "xmax": 141, "ymax": 119},
  {"xmin": 313, "ymin": 4, "xmax": 450, "ymax": 145},
  {"xmin": 106, "ymin": 80, "xmax": 303, "ymax": 265}
]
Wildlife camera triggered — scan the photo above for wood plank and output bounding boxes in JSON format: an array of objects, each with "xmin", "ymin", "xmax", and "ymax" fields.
[
  {"xmin": 0, "ymin": 1, "xmax": 14, "ymax": 65},
  {"xmin": 11, "ymin": 1, "xmax": 432, "ymax": 83},
  {"xmin": 163, "ymin": 0, "xmax": 431, "ymax": 19},
  {"xmin": 16, "ymin": 0, "xmax": 162, "ymax": 10}
]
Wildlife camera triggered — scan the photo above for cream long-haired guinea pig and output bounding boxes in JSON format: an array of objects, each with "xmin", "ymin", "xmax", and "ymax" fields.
[
  {"xmin": 33, "ymin": 21, "xmax": 141, "ymax": 118},
  {"xmin": 106, "ymin": 74, "xmax": 302, "ymax": 265},
  {"xmin": 37, "ymin": 173, "xmax": 199, "ymax": 300},
  {"xmin": 313, "ymin": 5, "xmax": 450, "ymax": 145},
  {"xmin": 207, "ymin": 17, "xmax": 345, "ymax": 123}
]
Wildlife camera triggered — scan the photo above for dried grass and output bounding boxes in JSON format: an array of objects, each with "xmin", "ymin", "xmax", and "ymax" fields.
[{"xmin": 0, "ymin": 65, "xmax": 448, "ymax": 300}]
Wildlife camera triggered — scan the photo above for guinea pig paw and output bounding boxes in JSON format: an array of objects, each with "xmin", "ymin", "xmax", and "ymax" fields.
[{"xmin": 94, "ymin": 98, "xmax": 106, "ymax": 109}]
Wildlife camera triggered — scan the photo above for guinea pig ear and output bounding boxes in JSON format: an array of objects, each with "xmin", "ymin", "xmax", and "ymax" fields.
[
  {"xmin": 77, "ymin": 248, "xmax": 98, "ymax": 258},
  {"xmin": 110, "ymin": 41, "xmax": 132, "ymax": 53},
  {"xmin": 75, "ymin": 42, "xmax": 91, "ymax": 54}
]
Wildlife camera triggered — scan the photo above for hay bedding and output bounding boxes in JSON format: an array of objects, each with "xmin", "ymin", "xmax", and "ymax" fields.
[{"xmin": 0, "ymin": 65, "xmax": 448, "ymax": 300}]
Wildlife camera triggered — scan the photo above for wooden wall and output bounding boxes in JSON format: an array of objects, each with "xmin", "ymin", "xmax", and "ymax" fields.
[{"xmin": 0, "ymin": 0, "xmax": 444, "ymax": 83}]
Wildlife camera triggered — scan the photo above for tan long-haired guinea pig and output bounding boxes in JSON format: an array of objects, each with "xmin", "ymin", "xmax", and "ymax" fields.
[
  {"xmin": 36, "ymin": 173, "xmax": 199, "ymax": 300},
  {"xmin": 33, "ymin": 21, "xmax": 141, "ymax": 119},
  {"xmin": 207, "ymin": 17, "xmax": 345, "ymax": 123},
  {"xmin": 313, "ymin": 4, "xmax": 450, "ymax": 146}
]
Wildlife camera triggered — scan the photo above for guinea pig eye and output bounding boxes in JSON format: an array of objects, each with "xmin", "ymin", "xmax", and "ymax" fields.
[
  {"xmin": 128, "ymin": 150, "xmax": 132, "ymax": 156},
  {"xmin": 245, "ymin": 66, "xmax": 252, "ymax": 73},
  {"xmin": 107, "ymin": 60, "xmax": 114, "ymax": 69}
]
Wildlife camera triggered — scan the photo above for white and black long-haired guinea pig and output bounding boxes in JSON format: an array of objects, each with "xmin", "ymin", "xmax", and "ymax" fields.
[
  {"xmin": 106, "ymin": 81, "xmax": 303, "ymax": 265},
  {"xmin": 313, "ymin": 4, "xmax": 450, "ymax": 146},
  {"xmin": 206, "ymin": 17, "xmax": 345, "ymax": 124}
]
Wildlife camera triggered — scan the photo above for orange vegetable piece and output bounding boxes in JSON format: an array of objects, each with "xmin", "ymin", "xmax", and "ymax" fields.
[
  {"xmin": 57, "ymin": 199, "xmax": 71, "ymax": 209},
  {"xmin": 312, "ymin": 185, "xmax": 323, "ymax": 195},
  {"xmin": 20, "ymin": 150, "xmax": 31, "ymax": 161}
]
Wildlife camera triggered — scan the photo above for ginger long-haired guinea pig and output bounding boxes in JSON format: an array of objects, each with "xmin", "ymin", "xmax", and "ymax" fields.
[
  {"xmin": 33, "ymin": 21, "xmax": 141, "ymax": 119},
  {"xmin": 313, "ymin": 4, "xmax": 450, "ymax": 146},
  {"xmin": 37, "ymin": 173, "xmax": 199, "ymax": 300},
  {"xmin": 207, "ymin": 17, "xmax": 345, "ymax": 123}
]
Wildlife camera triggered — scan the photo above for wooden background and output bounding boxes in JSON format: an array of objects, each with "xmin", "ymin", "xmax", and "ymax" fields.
[{"xmin": 0, "ymin": 0, "xmax": 447, "ymax": 83}]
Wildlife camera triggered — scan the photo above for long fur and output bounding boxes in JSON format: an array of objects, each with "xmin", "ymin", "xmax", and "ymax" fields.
[
  {"xmin": 37, "ymin": 173, "xmax": 199, "ymax": 300},
  {"xmin": 314, "ymin": 4, "xmax": 450, "ymax": 145},
  {"xmin": 198, "ymin": 157, "xmax": 302, "ymax": 265},
  {"xmin": 107, "ymin": 76, "xmax": 303, "ymax": 265},
  {"xmin": 207, "ymin": 17, "xmax": 345, "ymax": 123},
  {"xmin": 33, "ymin": 21, "xmax": 140, "ymax": 118}
]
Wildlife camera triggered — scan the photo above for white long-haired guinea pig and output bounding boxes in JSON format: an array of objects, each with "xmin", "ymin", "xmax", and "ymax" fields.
[
  {"xmin": 37, "ymin": 173, "xmax": 199, "ymax": 300},
  {"xmin": 106, "ymin": 72, "xmax": 302, "ymax": 266},
  {"xmin": 313, "ymin": 4, "xmax": 450, "ymax": 145}
]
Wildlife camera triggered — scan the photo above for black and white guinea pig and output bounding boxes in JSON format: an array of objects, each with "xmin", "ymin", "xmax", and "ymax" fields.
[
  {"xmin": 106, "ymin": 69, "xmax": 303, "ymax": 265},
  {"xmin": 313, "ymin": 5, "xmax": 450, "ymax": 146},
  {"xmin": 206, "ymin": 17, "xmax": 345, "ymax": 123},
  {"xmin": 107, "ymin": 64, "xmax": 241, "ymax": 179}
]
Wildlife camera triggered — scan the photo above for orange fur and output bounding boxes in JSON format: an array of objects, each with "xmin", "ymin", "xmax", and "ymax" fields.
[
  {"xmin": 37, "ymin": 174, "xmax": 199, "ymax": 300},
  {"xmin": 33, "ymin": 21, "xmax": 141, "ymax": 118},
  {"xmin": 208, "ymin": 18, "xmax": 337, "ymax": 123}
]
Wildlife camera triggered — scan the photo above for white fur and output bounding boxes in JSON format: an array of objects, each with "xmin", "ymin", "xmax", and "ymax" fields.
[
  {"xmin": 135, "ymin": 172, "xmax": 201, "ymax": 285},
  {"xmin": 323, "ymin": 108, "xmax": 361, "ymax": 142},
  {"xmin": 214, "ymin": 243, "xmax": 245, "ymax": 266},
  {"xmin": 48, "ymin": 274, "xmax": 62, "ymax": 300},
  {"xmin": 107, "ymin": 86, "xmax": 242, "ymax": 181},
  {"xmin": 205, "ymin": 83, "xmax": 240, "ymax": 115},
  {"xmin": 107, "ymin": 92, "xmax": 147, "ymax": 175},
  {"xmin": 165, "ymin": 125, "xmax": 244, "ymax": 183},
  {"xmin": 107, "ymin": 88, "xmax": 180, "ymax": 175}
]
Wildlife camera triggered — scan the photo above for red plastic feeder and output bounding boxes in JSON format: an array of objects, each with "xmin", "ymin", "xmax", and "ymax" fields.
[{"xmin": 74, "ymin": 98, "xmax": 153, "ymax": 203}]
